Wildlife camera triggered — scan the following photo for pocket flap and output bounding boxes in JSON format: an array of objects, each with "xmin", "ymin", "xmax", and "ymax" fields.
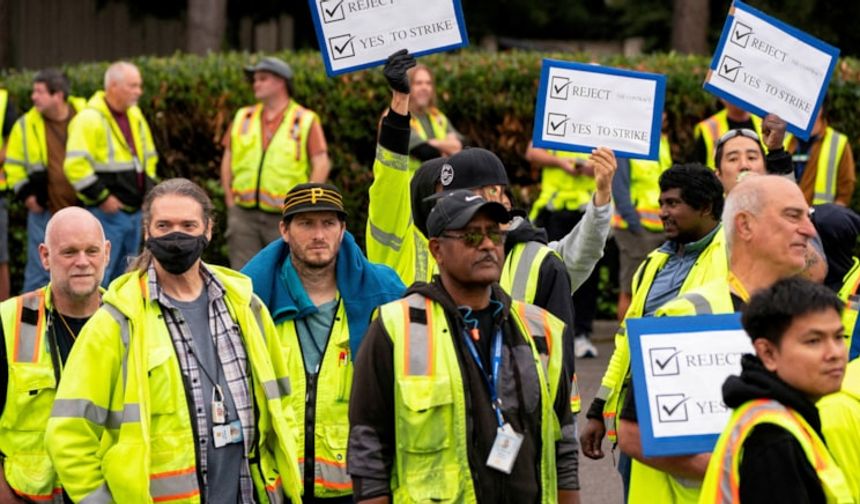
[
  {"xmin": 10, "ymin": 363, "xmax": 55, "ymax": 392},
  {"xmin": 399, "ymin": 377, "xmax": 453, "ymax": 412}
]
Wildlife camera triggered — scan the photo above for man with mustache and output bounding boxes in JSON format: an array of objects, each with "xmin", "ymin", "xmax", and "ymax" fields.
[
  {"xmin": 348, "ymin": 190, "xmax": 579, "ymax": 503},
  {"xmin": 0, "ymin": 207, "xmax": 108, "ymax": 502}
]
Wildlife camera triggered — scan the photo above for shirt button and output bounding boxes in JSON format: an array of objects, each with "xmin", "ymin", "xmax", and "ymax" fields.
[{"xmin": 197, "ymin": 407, "xmax": 203, "ymax": 413}]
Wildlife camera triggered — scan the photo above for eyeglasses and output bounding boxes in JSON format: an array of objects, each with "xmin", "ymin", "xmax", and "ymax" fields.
[
  {"xmin": 440, "ymin": 228, "xmax": 507, "ymax": 247},
  {"xmin": 715, "ymin": 128, "xmax": 760, "ymax": 150}
]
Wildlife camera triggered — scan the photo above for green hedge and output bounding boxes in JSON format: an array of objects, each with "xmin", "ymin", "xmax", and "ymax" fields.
[{"xmin": 3, "ymin": 50, "xmax": 860, "ymax": 296}]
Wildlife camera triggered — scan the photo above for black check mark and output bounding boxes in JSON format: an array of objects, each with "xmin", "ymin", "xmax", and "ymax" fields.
[
  {"xmin": 323, "ymin": 0, "xmax": 344, "ymax": 19},
  {"xmin": 734, "ymin": 30, "xmax": 751, "ymax": 43},
  {"xmin": 333, "ymin": 35, "xmax": 355, "ymax": 55},
  {"xmin": 722, "ymin": 62, "xmax": 742, "ymax": 75},
  {"xmin": 549, "ymin": 116, "xmax": 567, "ymax": 131},
  {"xmin": 661, "ymin": 396, "xmax": 690, "ymax": 417},
  {"xmin": 653, "ymin": 350, "xmax": 681, "ymax": 371},
  {"xmin": 553, "ymin": 80, "xmax": 571, "ymax": 95}
]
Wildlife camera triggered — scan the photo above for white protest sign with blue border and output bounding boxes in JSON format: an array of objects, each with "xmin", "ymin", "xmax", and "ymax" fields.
[
  {"xmin": 532, "ymin": 59, "xmax": 666, "ymax": 160},
  {"xmin": 627, "ymin": 313, "xmax": 754, "ymax": 457},
  {"xmin": 308, "ymin": 0, "xmax": 468, "ymax": 76},
  {"xmin": 704, "ymin": 1, "xmax": 840, "ymax": 140}
]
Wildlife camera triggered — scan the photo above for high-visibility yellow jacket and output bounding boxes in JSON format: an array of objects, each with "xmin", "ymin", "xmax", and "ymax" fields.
[
  {"xmin": 64, "ymin": 91, "xmax": 157, "ymax": 208},
  {"xmin": 45, "ymin": 266, "xmax": 302, "ymax": 503},
  {"xmin": 0, "ymin": 89, "xmax": 10, "ymax": 191},
  {"xmin": 279, "ymin": 301, "xmax": 353, "ymax": 498},
  {"xmin": 229, "ymin": 101, "xmax": 318, "ymax": 213},
  {"xmin": 819, "ymin": 359, "xmax": 860, "ymax": 500},
  {"xmin": 699, "ymin": 399, "xmax": 853, "ymax": 503},
  {"xmin": 694, "ymin": 109, "xmax": 763, "ymax": 169},
  {"xmin": 784, "ymin": 127, "xmax": 849, "ymax": 205},
  {"xmin": 408, "ymin": 108, "xmax": 449, "ymax": 172},
  {"xmin": 598, "ymin": 226, "xmax": 727, "ymax": 442},
  {"xmin": 839, "ymin": 258, "xmax": 860, "ymax": 361},
  {"xmin": 611, "ymin": 134, "xmax": 673, "ymax": 231},
  {"xmin": 529, "ymin": 151, "xmax": 595, "ymax": 220},
  {"xmin": 5, "ymin": 97, "xmax": 87, "ymax": 197},
  {"xmin": 0, "ymin": 286, "xmax": 64, "ymax": 502},
  {"xmin": 378, "ymin": 293, "xmax": 564, "ymax": 503}
]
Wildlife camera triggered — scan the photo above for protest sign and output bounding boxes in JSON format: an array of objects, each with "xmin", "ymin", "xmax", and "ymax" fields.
[
  {"xmin": 532, "ymin": 59, "xmax": 666, "ymax": 160},
  {"xmin": 704, "ymin": 1, "xmax": 839, "ymax": 139},
  {"xmin": 628, "ymin": 313, "xmax": 754, "ymax": 457},
  {"xmin": 309, "ymin": 0, "xmax": 468, "ymax": 76}
]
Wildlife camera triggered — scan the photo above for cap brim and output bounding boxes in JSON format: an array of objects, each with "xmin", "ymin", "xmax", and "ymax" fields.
[
  {"xmin": 445, "ymin": 201, "xmax": 510, "ymax": 231},
  {"xmin": 282, "ymin": 206, "xmax": 348, "ymax": 219}
]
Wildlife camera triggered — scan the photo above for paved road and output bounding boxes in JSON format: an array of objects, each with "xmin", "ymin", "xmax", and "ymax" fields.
[{"xmin": 577, "ymin": 320, "xmax": 624, "ymax": 504}]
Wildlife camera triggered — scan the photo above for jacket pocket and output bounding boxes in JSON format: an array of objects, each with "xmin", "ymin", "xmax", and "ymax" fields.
[
  {"xmin": 147, "ymin": 346, "xmax": 177, "ymax": 415},
  {"xmin": 3, "ymin": 364, "xmax": 55, "ymax": 431},
  {"xmin": 396, "ymin": 377, "xmax": 454, "ymax": 454}
]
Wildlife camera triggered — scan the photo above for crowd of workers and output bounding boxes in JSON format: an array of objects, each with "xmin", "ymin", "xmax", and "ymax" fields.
[{"xmin": 0, "ymin": 43, "xmax": 857, "ymax": 504}]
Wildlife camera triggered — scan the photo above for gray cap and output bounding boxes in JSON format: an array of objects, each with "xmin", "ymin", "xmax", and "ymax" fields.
[{"xmin": 244, "ymin": 57, "xmax": 294, "ymax": 81}]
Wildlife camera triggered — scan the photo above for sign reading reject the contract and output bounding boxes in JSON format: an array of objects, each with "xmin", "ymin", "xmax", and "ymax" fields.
[
  {"xmin": 627, "ymin": 314, "xmax": 754, "ymax": 457},
  {"xmin": 532, "ymin": 59, "xmax": 666, "ymax": 160},
  {"xmin": 309, "ymin": 0, "xmax": 468, "ymax": 76},
  {"xmin": 705, "ymin": 1, "xmax": 839, "ymax": 139}
]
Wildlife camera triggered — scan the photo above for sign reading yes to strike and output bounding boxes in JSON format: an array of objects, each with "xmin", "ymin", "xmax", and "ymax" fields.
[
  {"xmin": 309, "ymin": 0, "xmax": 468, "ymax": 76},
  {"xmin": 532, "ymin": 59, "xmax": 666, "ymax": 160},
  {"xmin": 704, "ymin": 1, "xmax": 840, "ymax": 139},
  {"xmin": 627, "ymin": 313, "xmax": 754, "ymax": 457}
]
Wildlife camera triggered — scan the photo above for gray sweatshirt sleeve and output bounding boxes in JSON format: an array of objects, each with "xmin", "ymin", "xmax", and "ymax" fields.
[{"xmin": 547, "ymin": 198, "xmax": 612, "ymax": 292}]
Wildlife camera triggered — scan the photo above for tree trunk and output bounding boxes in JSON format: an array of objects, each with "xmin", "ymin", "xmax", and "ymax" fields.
[
  {"xmin": 671, "ymin": 0, "xmax": 710, "ymax": 55},
  {"xmin": 187, "ymin": 0, "xmax": 227, "ymax": 55},
  {"xmin": 0, "ymin": 0, "xmax": 10, "ymax": 68}
]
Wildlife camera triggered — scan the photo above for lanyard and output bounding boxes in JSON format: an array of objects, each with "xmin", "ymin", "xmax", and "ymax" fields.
[{"xmin": 462, "ymin": 328, "xmax": 505, "ymax": 427}]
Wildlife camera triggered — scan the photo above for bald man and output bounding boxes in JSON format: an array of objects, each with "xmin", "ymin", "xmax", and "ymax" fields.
[{"xmin": 0, "ymin": 207, "xmax": 109, "ymax": 501}]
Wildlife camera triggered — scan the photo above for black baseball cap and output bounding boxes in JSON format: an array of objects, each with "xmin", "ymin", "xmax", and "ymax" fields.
[
  {"xmin": 426, "ymin": 189, "xmax": 509, "ymax": 238},
  {"xmin": 282, "ymin": 183, "xmax": 347, "ymax": 220},
  {"xmin": 245, "ymin": 57, "xmax": 294, "ymax": 82},
  {"xmin": 438, "ymin": 148, "xmax": 509, "ymax": 190}
]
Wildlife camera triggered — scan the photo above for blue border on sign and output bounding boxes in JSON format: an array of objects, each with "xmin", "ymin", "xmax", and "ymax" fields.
[
  {"xmin": 308, "ymin": 0, "xmax": 470, "ymax": 77},
  {"xmin": 704, "ymin": 0, "xmax": 840, "ymax": 140},
  {"xmin": 531, "ymin": 59, "xmax": 666, "ymax": 160},
  {"xmin": 627, "ymin": 313, "xmax": 744, "ymax": 457}
]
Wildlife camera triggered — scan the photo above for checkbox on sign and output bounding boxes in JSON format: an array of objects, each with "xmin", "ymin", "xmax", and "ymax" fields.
[
  {"xmin": 730, "ymin": 21, "xmax": 753, "ymax": 49},
  {"xmin": 329, "ymin": 34, "xmax": 356, "ymax": 60},
  {"xmin": 549, "ymin": 76, "xmax": 570, "ymax": 100},
  {"xmin": 649, "ymin": 347, "xmax": 681, "ymax": 377},
  {"xmin": 718, "ymin": 55, "xmax": 743, "ymax": 83},
  {"xmin": 546, "ymin": 113, "xmax": 567, "ymax": 137},
  {"xmin": 656, "ymin": 394, "xmax": 690, "ymax": 423},
  {"xmin": 321, "ymin": 0, "xmax": 346, "ymax": 23}
]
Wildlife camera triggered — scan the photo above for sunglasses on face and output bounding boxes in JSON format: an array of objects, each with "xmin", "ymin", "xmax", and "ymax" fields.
[{"xmin": 440, "ymin": 227, "xmax": 507, "ymax": 247}]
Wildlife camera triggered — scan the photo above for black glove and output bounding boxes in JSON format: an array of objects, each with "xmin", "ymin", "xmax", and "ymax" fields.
[{"xmin": 383, "ymin": 49, "xmax": 416, "ymax": 94}]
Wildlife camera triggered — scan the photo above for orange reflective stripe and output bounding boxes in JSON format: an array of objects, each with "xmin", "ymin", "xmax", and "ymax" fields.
[
  {"xmin": 150, "ymin": 466, "xmax": 200, "ymax": 502},
  {"xmin": 15, "ymin": 488, "xmax": 62, "ymax": 502},
  {"xmin": 314, "ymin": 478, "xmax": 352, "ymax": 490}
]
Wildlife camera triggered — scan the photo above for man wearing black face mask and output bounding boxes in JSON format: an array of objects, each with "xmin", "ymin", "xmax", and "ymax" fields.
[{"xmin": 46, "ymin": 178, "xmax": 303, "ymax": 503}]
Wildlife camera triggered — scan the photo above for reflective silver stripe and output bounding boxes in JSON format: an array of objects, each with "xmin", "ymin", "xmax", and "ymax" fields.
[
  {"xmin": 52, "ymin": 398, "xmax": 111, "ymax": 425},
  {"xmin": 14, "ymin": 293, "xmax": 42, "ymax": 362},
  {"xmin": 682, "ymin": 293, "xmax": 713, "ymax": 315},
  {"xmin": 3, "ymin": 157, "xmax": 28, "ymax": 167},
  {"xmin": 137, "ymin": 118, "xmax": 147, "ymax": 174},
  {"xmin": 369, "ymin": 222, "xmax": 403, "ymax": 252},
  {"xmin": 510, "ymin": 242, "xmax": 544, "ymax": 301},
  {"xmin": 405, "ymin": 294, "xmax": 430, "ymax": 376},
  {"xmin": 266, "ymin": 482, "xmax": 284, "ymax": 504},
  {"xmin": 262, "ymin": 380, "xmax": 280, "ymax": 400},
  {"xmin": 150, "ymin": 469, "xmax": 199, "ymax": 500},
  {"xmin": 595, "ymin": 385, "xmax": 612, "ymax": 401},
  {"xmin": 72, "ymin": 173, "xmax": 99, "ymax": 191},
  {"xmin": 66, "ymin": 150, "xmax": 97, "ymax": 163},
  {"xmin": 249, "ymin": 296, "xmax": 267, "ymax": 344},
  {"xmin": 520, "ymin": 303, "xmax": 548, "ymax": 340},
  {"xmin": 79, "ymin": 483, "xmax": 112, "ymax": 504},
  {"xmin": 316, "ymin": 461, "xmax": 350, "ymax": 488},
  {"xmin": 277, "ymin": 377, "xmax": 291, "ymax": 396},
  {"xmin": 822, "ymin": 132, "xmax": 842, "ymax": 202},
  {"xmin": 375, "ymin": 145, "xmax": 408, "ymax": 171},
  {"xmin": 99, "ymin": 115, "xmax": 115, "ymax": 163}
]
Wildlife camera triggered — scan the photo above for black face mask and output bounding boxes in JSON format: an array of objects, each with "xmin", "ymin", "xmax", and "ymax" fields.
[{"xmin": 146, "ymin": 232, "xmax": 209, "ymax": 275}]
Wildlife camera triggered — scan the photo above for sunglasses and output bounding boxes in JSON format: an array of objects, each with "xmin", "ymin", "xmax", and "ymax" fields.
[
  {"xmin": 715, "ymin": 128, "xmax": 760, "ymax": 150},
  {"xmin": 440, "ymin": 228, "xmax": 507, "ymax": 247}
]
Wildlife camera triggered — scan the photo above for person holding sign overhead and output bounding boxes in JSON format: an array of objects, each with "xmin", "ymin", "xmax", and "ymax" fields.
[
  {"xmin": 698, "ymin": 277, "xmax": 852, "ymax": 503},
  {"xmin": 617, "ymin": 174, "xmax": 817, "ymax": 504},
  {"xmin": 406, "ymin": 64, "xmax": 463, "ymax": 171}
]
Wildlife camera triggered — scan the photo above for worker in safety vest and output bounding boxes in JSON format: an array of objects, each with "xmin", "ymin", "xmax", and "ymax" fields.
[
  {"xmin": 699, "ymin": 277, "xmax": 852, "ymax": 503},
  {"xmin": 0, "ymin": 207, "xmax": 107, "ymax": 503},
  {"xmin": 64, "ymin": 61, "xmax": 158, "ymax": 286},
  {"xmin": 0, "ymin": 88, "xmax": 18, "ymax": 301},
  {"xmin": 617, "ymin": 175, "xmax": 817, "ymax": 503},
  {"xmin": 6, "ymin": 69, "xmax": 87, "ymax": 292},
  {"xmin": 783, "ymin": 106, "xmax": 856, "ymax": 206},
  {"xmin": 404, "ymin": 63, "xmax": 463, "ymax": 172},
  {"xmin": 241, "ymin": 182, "xmax": 404, "ymax": 501},
  {"xmin": 348, "ymin": 189, "xmax": 579, "ymax": 503},
  {"xmin": 711, "ymin": 114, "xmax": 792, "ymax": 194},
  {"xmin": 221, "ymin": 56, "xmax": 331, "ymax": 270},
  {"xmin": 692, "ymin": 100, "xmax": 764, "ymax": 169},
  {"xmin": 45, "ymin": 178, "xmax": 302, "ymax": 503},
  {"xmin": 819, "ymin": 358, "xmax": 860, "ymax": 499}
]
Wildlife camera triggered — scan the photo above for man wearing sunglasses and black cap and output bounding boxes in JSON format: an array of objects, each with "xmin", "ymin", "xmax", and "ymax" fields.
[
  {"xmin": 221, "ymin": 56, "xmax": 332, "ymax": 270},
  {"xmin": 349, "ymin": 189, "xmax": 579, "ymax": 504}
]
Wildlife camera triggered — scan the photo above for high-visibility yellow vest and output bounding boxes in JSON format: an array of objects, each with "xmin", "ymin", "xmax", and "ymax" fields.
[
  {"xmin": 611, "ymin": 134, "xmax": 673, "ymax": 231},
  {"xmin": 500, "ymin": 240, "xmax": 582, "ymax": 413},
  {"xmin": 408, "ymin": 108, "xmax": 449, "ymax": 172},
  {"xmin": 819, "ymin": 359, "xmax": 860, "ymax": 499},
  {"xmin": 6, "ymin": 97, "xmax": 87, "ymax": 195},
  {"xmin": 838, "ymin": 257, "xmax": 860, "ymax": 360},
  {"xmin": 0, "ymin": 286, "xmax": 64, "ymax": 502},
  {"xmin": 378, "ymin": 293, "xmax": 564, "ymax": 503},
  {"xmin": 784, "ymin": 127, "xmax": 849, "ymax": 205},
  {"xmin": 279, "ymin": 301, "xmax": 353, "ymax": 497},
  {"xmin": 694, "ymin": 109, "xmax": 763, "ymax": 169},
  {"xmin": 529, "ymin": 151, "xmax": 595, "ymax": 220},
  {"xmin": 229, "ymin": 101, "xmax": 317, "ymax": 213},
  {"xmin": 599, "ymin": 226, "xmax": 727, "ymax": 442},
  {"xmin": 0, "ymin": 89, "xmax": 10, "ymax": 191},
  {"xmin": 64, "ymin": 91, "xmax": 158, "ymax": 207},
  {"xmin": 699, "ymin": 399, "xmax": 853, "ymax": 504},
  {"xmin": 45, "ymin": 266, "xmax": 302, "ymax": 503}
]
